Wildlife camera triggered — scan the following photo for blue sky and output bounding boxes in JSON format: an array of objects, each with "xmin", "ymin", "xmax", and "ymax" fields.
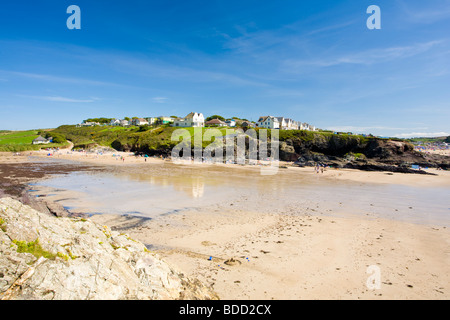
[{"xmin": 0, "ymin": 0, "xmax": 449, "ymax": 137}]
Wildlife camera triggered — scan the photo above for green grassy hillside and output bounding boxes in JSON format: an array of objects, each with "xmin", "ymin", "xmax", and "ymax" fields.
[
  {"xmin": 0, "ymin": 130, "xmax": 69, "ymax": 152},
  {"xmin": 50, "ymin": 125, "xmax": 383, "ymax": 155},
  {"xmin": 0, "ymin": 130, "xmax": 39, "ymax": 145}
]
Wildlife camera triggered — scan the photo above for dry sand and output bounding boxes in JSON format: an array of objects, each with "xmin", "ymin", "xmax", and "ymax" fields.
[
  {"xmin": 90, "ymin": 204, "xmax": 450, "ymax": 300},
  {"xmin": 2, "ymin": 150, "xmax": 450, "ymax": 299}
]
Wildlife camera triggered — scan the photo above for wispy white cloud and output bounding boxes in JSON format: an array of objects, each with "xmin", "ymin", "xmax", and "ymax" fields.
[
  {"xmin": 152, "ymin": 97, "xmax": 169, "ymax": 103},
  {"xmin": 396, "ymin": 0, "xmax": 450, "ymax": 24},
  {"xmin": 283, "ymin": 40, "xmax": 445, "ymax": 69},
  {"xmin": 44, "ymin": 96, "xmax": 97, "ymax": 103},
  {"xmin": 222, "ymin": 18, "xmax": 357, "ymax": 56},
  {"xmin": 0, "ymin": 69, "xmax": 139, "ymax": 89},
  {"xmin": 108, "ymin": 55, "xmax": 269, "ymax": 87},
  {"xmin": 303, "ymin": 20, "xmax": 358, "ymax": 37},
  {"xmin": 18, "ymin": 95, "xmax": 98, "ymax": 103},
  {"xmin": 262, "ymin": 88, "xmax": 304, "ymax": 98}
]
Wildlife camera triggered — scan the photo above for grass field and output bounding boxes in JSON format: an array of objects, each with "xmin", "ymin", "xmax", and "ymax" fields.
[
  {"xmin": 0, "ymin": 130, "xmax": 39, "ymax": 145},
  {"xmin": 0, "ymin": 130, "xmax": 69, "ymax": 152}
]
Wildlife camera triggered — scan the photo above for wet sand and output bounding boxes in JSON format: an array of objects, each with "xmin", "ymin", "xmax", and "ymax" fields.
[
  {"xmin": 1, "ymin": 151, "xmax": 450, "ymax": 299},
  {"xmin": 0, "ymin": 153, "xmax": 101, "ymax": 198},
  {"xmin": 24, "ymin": 147, "xmax": 450, "ymax": 187}
]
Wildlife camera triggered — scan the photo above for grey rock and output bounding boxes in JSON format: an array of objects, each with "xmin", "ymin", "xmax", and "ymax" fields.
[{"xmin": 0, "ymin": 197, "xmax": 218, "ymax": 300}]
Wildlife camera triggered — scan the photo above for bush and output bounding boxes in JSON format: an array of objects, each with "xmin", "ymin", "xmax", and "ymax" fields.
[
  {"xmin": 205, "ymin": 115, "xmax": 225, "ymax": 122},
  {"xmin": 47, "ymin": 133, "xmax": 66, "ymax": 144},
  {"xmin": 138, "ymin": 125, "xmax": 150, "ymax": 132}
]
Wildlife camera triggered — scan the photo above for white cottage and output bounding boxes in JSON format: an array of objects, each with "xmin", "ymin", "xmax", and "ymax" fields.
[
  {"xmin": 225, "ymin": 119, "xmax": 236, "ymax": 127},
  {"xmin": 172, "ymin": 112, "xmax": 205, "ymax": 127},
  {"xmin": 110, "ymin": 119, "xmax": 121, "ymax": 126},
  {"xmin": 119, "ymin": 119, "xmax": 129, "ymax": 126},
  {"xmin": 131, "ymin": 118, "xmax": 149, "ymax": 126},
  {"xmin": 32, "ymin": 136, "xmax": 50, "ymax": 145},
  {"xmin": 256, "ymin": 116, "xmax": 280, "ymax": 129}
]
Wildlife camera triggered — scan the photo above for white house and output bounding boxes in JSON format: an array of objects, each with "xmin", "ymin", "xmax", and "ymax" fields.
[
  {"xmin": 286, "ymin": 118, "xmax": 299, "ymax": 130},
  {"xmin": 277, "ymin": 117, "xmax": 295, "ymax": 130},
  {"xmin": 80, "ymin": 121, "xmax": 100, "ymax": 127},
  {"xmin": 290, "ymin": 120, "xmax": 300, "ymax": 130},
  {"xmin": 32, "ymin": 136, "xmax": 50, "ymax": 145},
  {"xmin": 256, "ymin": 116, "xmax": 280, "ymax": 129},
  {"xmin": 110, "ymin": 119, "xmax": 121, "ymax": 126},
  {"xmin": 275, "ymin": 117, "xmax": 301, "ymax": 130},
  {"xmin": 131, "ymin": 118, "xmax": 149, "ymax": 126},
  {"xmin": 276, "ymin": 117, "xmax": 286, "ymax": 129},
  {"xmin": 299, "ymin": 122, "xmax": 316, "ymax": 131},
  {"xmin": 172, "ymin": 112, "xmax": 205, "ymax": 127},
  {"xmin": 145, "ymin": 117, "xmax": 158, "ymax": 125},
  {"xmin": 205, "ymin": 118, "xmax": 227, "ymax": 127},
  {"xmin": 119, "ymin": 119, "xmax": 129, "ymax": 126},
  {"xmin": 225, "ymin": 119, "xmax": 236, "ymax": 127}
]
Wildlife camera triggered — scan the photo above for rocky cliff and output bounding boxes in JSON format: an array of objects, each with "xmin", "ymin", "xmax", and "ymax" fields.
[
  {"xmin": 208, "ymin": 131, "xmax": 449, "ymax": 172},
  {"xmin": 279, "ymin": 133, "xmax": 449, "ymax": 172},
  {"xmin": 0, "ymin": 197, "xmax": 218, "ymax": 300}
]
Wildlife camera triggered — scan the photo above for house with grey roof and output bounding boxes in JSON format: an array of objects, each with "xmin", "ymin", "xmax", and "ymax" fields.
[{"xmin": 32, "ymin": 136, "xmax": 50, "ymax": 145}]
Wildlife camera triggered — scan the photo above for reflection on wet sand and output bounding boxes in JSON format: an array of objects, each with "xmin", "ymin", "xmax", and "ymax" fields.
[
  {"xmin": 109, "ymin": 162, "xmax": 316, "ymax": 200},
  {"xmin": 30, "ymin": 161, "xmax": 450, "ymax": 226}
]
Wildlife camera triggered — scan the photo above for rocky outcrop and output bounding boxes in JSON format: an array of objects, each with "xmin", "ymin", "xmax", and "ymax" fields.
[
  {"xmin": 0, "ymin": 197, "xmax": 218, "ymax": 300},
  {"xmin": 110, "ymin": 129, "xmax": 449, "ymax": 172},
  {"xmin": 285, "ymin": 133, "xmax": 449, "ymax": 172}
]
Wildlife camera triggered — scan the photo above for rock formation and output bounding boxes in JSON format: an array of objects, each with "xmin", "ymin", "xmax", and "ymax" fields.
[{"xmin": 0, "ymin": 197, "xmax": 218, "ymax": 300}]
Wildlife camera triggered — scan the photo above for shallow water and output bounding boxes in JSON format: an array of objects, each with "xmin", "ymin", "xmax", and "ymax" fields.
[{"xmin": 31, "ymin": 161, "xmax": 450, "ymax": 226}]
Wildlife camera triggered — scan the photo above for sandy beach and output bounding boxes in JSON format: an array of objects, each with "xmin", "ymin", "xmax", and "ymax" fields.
[
  {"xmin": 95, "ymin": 209, "xmax": 449, "ymax": 300},
  {"xmin": 1, "ymin": 150, "xmax": 449, "ymax": 299}
]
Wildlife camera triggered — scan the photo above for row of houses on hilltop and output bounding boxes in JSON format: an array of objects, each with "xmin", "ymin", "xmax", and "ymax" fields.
[
  {"xmin": 78, "ymin": 116, "xmax": 176, "ymax": 127},
  {"xmin": 171, "ymin": 113, "xmax": 316, "ymax": 131},
  {"xmin": 256, "ymin": 116, "xmax": 316, "ymax": 131},
  {"xmin": 77, "ymin": 113, "xmax": 316, "ymax": 131},
  {"xmin": 110, "ymin": 116, "xmax": 175, "ymax": 127}
]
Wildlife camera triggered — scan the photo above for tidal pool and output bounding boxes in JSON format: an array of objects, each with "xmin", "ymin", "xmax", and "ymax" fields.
[{"xmin": 30, "ymin": 162, "xmax": 450, "ymax": 226}]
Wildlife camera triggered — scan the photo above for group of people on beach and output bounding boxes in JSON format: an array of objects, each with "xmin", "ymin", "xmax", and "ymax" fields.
[{"xmin": 315, "ymin": 163, "xmax": 325, "ymax": 174}]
